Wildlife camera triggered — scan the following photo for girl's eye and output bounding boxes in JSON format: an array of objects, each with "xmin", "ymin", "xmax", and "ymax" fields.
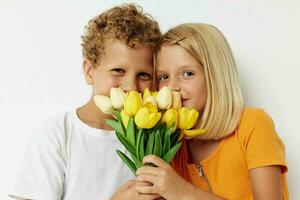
[
  {"xmin": 158, "ymin": 74, "xmax": 169, "ymax": 81},
  {"xmin": 138, "ymin": 72, "xmax": 152, "ymax": 80},
  {"xmin": 111, "ymin": 68, "xmax": 125, "ymax": 74},
  {"xmin": 182, "ymin": 71, "xmax": 194, "ymax": 77}
]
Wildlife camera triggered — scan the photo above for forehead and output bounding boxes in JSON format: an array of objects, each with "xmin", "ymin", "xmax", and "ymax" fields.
[
  {"xmin": 100, "ymin": 39, "xmax": 154, "ymax": 70},
  {"xmin": 156, "ymin": 45, "xmax": 200, "ymax": 70}
]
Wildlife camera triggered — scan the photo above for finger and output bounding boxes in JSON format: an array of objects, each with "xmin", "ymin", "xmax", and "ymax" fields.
[
  {"xmin": 122, "ymin": 179, "xmax": 136, "ymax": 188},
  {"xmin": 143, "ymin": 155, "xmax": 169, "ymax": 168},
  {"xmin": 136, "ymin": 173, "xmax": 157, "ymax": 184},
  {"xmin": 136, "ymin": 166, "xmax": 161, "ymax": 176},
  {"xmin": 135, "ymin": 180, "xmax": 153, "ymax": 187},
  {"xmin": 139, "ymin": 193, "xmax": 161, "ymax": 200},
  {"xmin": 136, "ymin": 185, "xmax": 158, "ymax": 195}
]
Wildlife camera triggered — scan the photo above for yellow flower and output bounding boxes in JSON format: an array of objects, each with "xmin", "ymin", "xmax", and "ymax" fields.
[
  {"xmin": 182, "ymin": 128, "xmax": 207, "ymax": 139},
  {"xmin": 143, "ymin": 88, "xmax": 157, "ymax": 106},
  {"xmin": 172, "ymin": 91, "xmax": 182, "ymax": 109},
  {"xmin": 94, "ymin": 95, "xmax": 113, "ymax": 114},
  {"xmin": 178, "ymin": 107, "xmax": 199, "ymax": 130},
  {"xmin": 177, "ymin": 107, "xmax": 207, "ymax": 139},
  {"xmin": 124, "ymin": 91, "xmax": 142, "ymax": 116},
  {"xmin": 121, "ymin": 110, "xmax": 130, "ymax": 128},
  {"xmin": 144, "ymin": 96, "xmax": 157, "ymax": 106},
  {"xmin": 151, "ymin": 91, "xmax": 158, "ymax": 98},
  {"xmin": 134, "ymin": 102, "xmax": 161, "ymax": 129},
  {"xmin": 143, "ymin": 88, "xmax": 152, "ymax": 99},
  {"xmin": 110, "ymin": 87, "xmax": 125, "ymax": 109},
  {"xmin": 156, "ymin": 86, "xmax": 172, "ymax": 109},
  {"xmin": 161, "ymin": 108, "xmax": 178, "ymax": 130}
]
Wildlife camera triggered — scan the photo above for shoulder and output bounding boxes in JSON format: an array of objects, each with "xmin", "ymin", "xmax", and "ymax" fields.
[
  {"xmin": 30, "ymin": 110, "xmax": 74, "ymax": 149},
  {"xmin": 237, "ymin": 107, "xmax": 274, "ymax": 133},
  {"xmin": 235, "ymin": 107, "xmax": 277, "ymax": 147}
]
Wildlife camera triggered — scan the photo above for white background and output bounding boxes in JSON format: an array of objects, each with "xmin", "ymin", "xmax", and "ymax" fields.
[{"xmin": 1, "ymin": 0, "xmax": 299, "ymax": 199}]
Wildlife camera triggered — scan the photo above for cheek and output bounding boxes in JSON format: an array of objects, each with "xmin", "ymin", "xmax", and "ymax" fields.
[
  {"xmin": 158, "ymin": 81, "xmax": 168, "ymax": 89},
  {"xmin": 138, "ymin": 80, "xmax": 153, "ymax": 92},
  {"xmin": 93, "ymin": 76, "xmax": 120, "ymax": 96},
  {"xmin": 194, "ymin": 84, "xmax": 207, "ymax": 112}
]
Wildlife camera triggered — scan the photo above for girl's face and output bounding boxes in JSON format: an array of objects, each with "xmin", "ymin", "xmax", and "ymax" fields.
[{"xmin": 156, "ymin": 45, "xmax": 207, "ymax": 114}]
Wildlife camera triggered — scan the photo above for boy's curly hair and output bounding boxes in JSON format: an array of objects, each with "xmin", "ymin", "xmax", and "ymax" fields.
[{"xmin": 81, "ymin": 4, "xmax": 161, "ymax": 66}]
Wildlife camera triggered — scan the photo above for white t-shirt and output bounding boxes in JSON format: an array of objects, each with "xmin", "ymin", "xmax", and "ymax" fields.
[{"xmin": 9, "ymin": 110, "xmax": 135, "ymax": 200}]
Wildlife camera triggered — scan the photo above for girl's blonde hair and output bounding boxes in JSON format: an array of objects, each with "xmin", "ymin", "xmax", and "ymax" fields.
[{"xmin": 160, "ymin": 23, "xmax": 245, "ymax": 140}]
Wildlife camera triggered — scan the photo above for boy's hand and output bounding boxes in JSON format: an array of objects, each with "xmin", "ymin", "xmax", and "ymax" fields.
[{"xmin": 110, "ymin": 179, "xmax": 162, "ymax": 200}]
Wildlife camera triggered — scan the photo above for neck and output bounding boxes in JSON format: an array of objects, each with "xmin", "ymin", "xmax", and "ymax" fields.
[{"xmin": 76, "ymin": 98, "xmax": 114, "ymax": 130}]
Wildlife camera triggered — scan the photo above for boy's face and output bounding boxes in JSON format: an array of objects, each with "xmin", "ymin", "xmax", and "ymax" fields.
[{"xmin": 83, "ymin": 39, "xmax": 154, "ymax": 96}]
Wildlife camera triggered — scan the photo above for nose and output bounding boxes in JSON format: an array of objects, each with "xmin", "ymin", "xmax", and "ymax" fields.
[
  {"xmin": 120, "ymin": 77, "xmax": 138, "ymax": 92},
  {"xmin": 167, "ymin": 78, "xmax": 181, "ymax": 92}
]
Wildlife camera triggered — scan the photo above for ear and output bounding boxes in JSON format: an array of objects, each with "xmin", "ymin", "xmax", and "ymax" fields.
[{"xmin": 82, "ymin": 59, "xmax": 94, "ymax": 85}]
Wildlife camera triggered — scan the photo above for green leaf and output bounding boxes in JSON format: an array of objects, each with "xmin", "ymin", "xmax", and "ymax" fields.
[
  {"xmin": 162, "ymin": 132, "xmax": 170, "ymax": 157},
  {"xmin": 153, "ymin": 131, "xmax": 162, "ymax": 157},
  {"xmin": 114, "ymin": 111, "xmax": 126, "ymax": 135},
  {"xmin": 116, "ymin": 150, "xmax": 137, "ymax": 175},
  {"xmin": 136, "ymin": 129, "xmax": 143, "ymax": 163},
  {"xmin": 132, "ymin": 154, "xmax": 141, "ymax": 169},
  {"xmin": 163, "ymin": 142, "xmax": 182, "ymax": 163},
  {"xmin": 115, "ymin": 131, "xmax": 136, "ymax": 158},
  {"xmin": 160, "ymin": 124, "xmax": 167, "ymax": 143},
  {"xmin": 105, "ymin": 119, "xmax": 123, "ymax": 134},
  {"xmin": 165, "ymin": 122, "xmax": 175, "ymax": 136},
  {"xmin": 139, "ymin": 133, "xmax": 145, "ymax": 161},
  {"xmin": 145, "ymin": 132, "xmax": 155, "ymax": 155},
  {"xmin": 171, "ymin": 129, "xmax": 181, "ymax": 147},
  {"xmin": 151, "ymin": 122, "xmax": 165, "ymax": 133},
  {"xmin": 126, "ymin": 117, "xmax": 135, "ymax": 144}
]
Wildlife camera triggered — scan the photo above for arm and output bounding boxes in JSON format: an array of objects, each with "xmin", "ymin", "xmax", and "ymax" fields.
[{"xmin": 249, "ymin": 166, "xmax": 282, "ymax": 200}]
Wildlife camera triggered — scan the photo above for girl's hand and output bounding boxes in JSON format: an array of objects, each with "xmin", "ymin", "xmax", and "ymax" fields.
[
  {"xmin": 135, "ymin": 155, "xmax": 195, "ymax": 200},
  {"xmin": 110, "ymin": 179, "xmax": 161, "ymax": 200}
]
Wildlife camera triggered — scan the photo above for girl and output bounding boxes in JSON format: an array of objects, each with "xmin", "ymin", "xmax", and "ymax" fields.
[{"xmin": 135, "ymin": 23, "xmax": 288, "ymax": 200}]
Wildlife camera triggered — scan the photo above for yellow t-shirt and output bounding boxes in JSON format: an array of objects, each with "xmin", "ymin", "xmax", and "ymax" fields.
[{"xmin": 171, "ymin": 108, "xmax": 289, "ymax": 200}]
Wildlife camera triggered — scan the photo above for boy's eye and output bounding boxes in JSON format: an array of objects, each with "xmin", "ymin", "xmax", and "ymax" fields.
[
  {"xmin": 138, "ymin": 72, "xmax": 152, "ymax": 80},
  {"xmin": 111, "ymin": 68, "xmax": 125, "ymax": 74},
  {"xmin": 182, "ymin": 71, "xmax": 194, "ymax": 77},
  {"xmin": 158, "ymin": 74, "xmax": 169, "ymax": 81}
]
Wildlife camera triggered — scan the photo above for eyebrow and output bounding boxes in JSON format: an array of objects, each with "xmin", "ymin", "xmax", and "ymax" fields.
[{"xmin": 156, "ymin": 64, "xmax": 201, "ymax": 72}]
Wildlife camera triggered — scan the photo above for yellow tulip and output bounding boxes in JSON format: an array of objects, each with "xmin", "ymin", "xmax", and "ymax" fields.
[
  {"xmin": 124, "ymin": 91, "xmax": 142, "ymax": 116},
  {"xmin": 172, "ymin": 91, "xmax": 182, "ymax": 109},
  {"xmin": 134, "ymin": 102, "xmax": 161, "ymax": 129},
  {"xmin": 161, "ymin": 108, "xmax": 178, "ymax": 130},
  {"xmin": 143, "ymin": 88, "xmax": 152, "ymax": 99},
  {"xmin": 143, "ymin": 96, "xmax": 157, "ymax": 106},
  {"xmin": 156, "ymin": 86, "xmax": 172, "ymax": 109},
  {"xmin": 178, "ymin": 107, "xmax": 199, "ymax": 130},
  {"xmin": 183, "ymin": 128, "xmax": 207, "ymax": 139},
  {"xmin": 151, "ymin": 91, "xmax": 158, "ymax": 98},
  {"xmin": 94, "ymin": 95, "xmax": 113, "ymax": 114},
  {"xmin": 121, "ymin": 110, "xmax": 130, "ymax": 128},
  {"xmin": 110, "ymin": 87, "xmax": 125, "ymax": 109}
]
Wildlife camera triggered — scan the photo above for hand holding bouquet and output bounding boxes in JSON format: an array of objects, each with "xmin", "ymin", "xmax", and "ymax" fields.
[{"xmin": 94, "ymin": 87, "xmax": 206, "ymax": 175}]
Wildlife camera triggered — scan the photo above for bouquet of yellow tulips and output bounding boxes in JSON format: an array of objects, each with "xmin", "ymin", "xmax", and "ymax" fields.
[{"xmin": 94, "ymin": 86, "xmax": 206, "ymax": 175}]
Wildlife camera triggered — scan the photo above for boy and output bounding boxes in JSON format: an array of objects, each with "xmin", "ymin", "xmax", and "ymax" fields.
[{"xmin": 9, "ymin": 4, "xmax": 161, "ymax": 200}]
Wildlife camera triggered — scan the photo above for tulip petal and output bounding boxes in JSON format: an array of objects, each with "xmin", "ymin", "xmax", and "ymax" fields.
[
  {"xmin": 94, "ymin": 95, "xmax": 113, "ymax": 114},
  {"xmin": 183, "ymin": 128, "xmax": 207, "ymax": 138}
]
